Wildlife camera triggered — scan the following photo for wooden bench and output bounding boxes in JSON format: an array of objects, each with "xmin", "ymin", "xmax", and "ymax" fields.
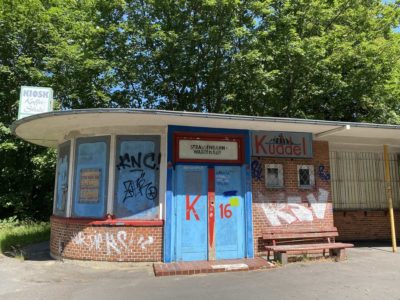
[{"xmin": 262, "ymin": 227, "xmax": 354, "ymax": 265}]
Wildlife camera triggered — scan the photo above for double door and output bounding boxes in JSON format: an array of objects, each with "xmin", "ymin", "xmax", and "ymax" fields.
[{"xmin": 174, "ymin": 165, "xmax": 245, "ymax": 261}]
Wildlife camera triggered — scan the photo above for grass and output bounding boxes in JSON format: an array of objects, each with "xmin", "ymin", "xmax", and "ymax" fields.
[{"xmin": 0, "ymin": 218, "xmax": 50, "ymax": 256}]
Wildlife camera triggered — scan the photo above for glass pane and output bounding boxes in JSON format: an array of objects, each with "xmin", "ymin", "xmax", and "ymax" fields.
[
  {"xmin": 267, "ymin": 168, "xmax": 280, "ymax": 186},
  {"xmin": 299, "ymin": 168, "xmax": 310, "ymax": 186}
]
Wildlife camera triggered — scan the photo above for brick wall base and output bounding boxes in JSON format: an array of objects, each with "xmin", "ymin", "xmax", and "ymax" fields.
[
  {"xmin": 334, "ymin": 210, "xmax": 400, "ymax": 241},
  {"xmin": 50, "ymin": 216, "xmax": 163, "ymax": 262}
]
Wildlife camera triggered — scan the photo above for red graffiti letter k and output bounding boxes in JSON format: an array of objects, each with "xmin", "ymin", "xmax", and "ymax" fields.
[{"xmin": 186, "ymin": 194, "xmax": 200, "ymax": 221}]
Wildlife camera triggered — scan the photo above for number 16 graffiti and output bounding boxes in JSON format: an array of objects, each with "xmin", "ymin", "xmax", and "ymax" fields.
[{"xmin": 219, "ymin": 204, "xmax": 232, "ymax": 219}]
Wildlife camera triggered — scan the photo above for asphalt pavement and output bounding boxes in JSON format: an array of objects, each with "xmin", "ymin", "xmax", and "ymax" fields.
[{"xmin": 0, "ymin": 242, "xmax": 400, "ymax": 300}]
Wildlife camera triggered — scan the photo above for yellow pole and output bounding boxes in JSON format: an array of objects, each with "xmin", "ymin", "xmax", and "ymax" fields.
[{"xmin": 383, "ymin": 145, "xmax": 397, "ymax": 252}]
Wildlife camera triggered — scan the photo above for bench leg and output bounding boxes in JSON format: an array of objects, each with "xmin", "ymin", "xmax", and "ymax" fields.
[
  {"xmin": 274, "ymin": 252, "xmax": 288, "ymax": 265},
  {"xmin": 329, "ymin": 248, "xmax": 347, "ymax": 261}
]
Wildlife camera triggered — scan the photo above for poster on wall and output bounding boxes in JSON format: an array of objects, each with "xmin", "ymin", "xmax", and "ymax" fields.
[
  {"xmin": 251, "ymin": 131, "xmax": 313, "ymax": 158},
  {"xmin": 79, "ymin": 168, "xmax": 101, "ymax": 203}
]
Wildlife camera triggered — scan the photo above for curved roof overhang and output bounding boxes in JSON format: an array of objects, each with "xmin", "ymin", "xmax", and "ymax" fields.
[{"xmin": 11, "ymin": 108, "xmax": 400, "ymax": 148}]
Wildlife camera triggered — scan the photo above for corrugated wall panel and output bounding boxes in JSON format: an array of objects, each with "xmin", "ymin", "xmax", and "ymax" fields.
[{"xmin": 330, "ymin": 151, "xmax": 400, "ymax": 210}]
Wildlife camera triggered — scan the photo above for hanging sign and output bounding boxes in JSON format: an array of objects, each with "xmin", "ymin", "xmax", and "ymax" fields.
[
  {"xmin": 18, "ymin": 86, "xmax": 53, "ymax": 119},
  {"xmin": 251, "ymin": 131, "xmax": 313, "ymax": 158}
]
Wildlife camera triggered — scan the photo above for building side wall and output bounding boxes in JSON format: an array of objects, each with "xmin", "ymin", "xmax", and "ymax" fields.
[
  {"xmin": 334, "ymin": 210, "xmax": 400, "ymax": 241},
  {"xmin": 252, "ymin": 141, "xmax": 333, "ymax": 255},
  {"xmin": 330, "ymin": 146, "xmax": 400, "ymax": 241},
  {"xmin": 50, "ymin": 217, "xmax": 163, "ymax": 262}
]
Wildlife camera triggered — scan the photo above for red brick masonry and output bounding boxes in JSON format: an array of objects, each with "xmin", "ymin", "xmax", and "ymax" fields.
[
  {"xmin": 50, "ymin": 216, "xmax": 163, "ymax": 261},
  {"xmin": 252, "ymin": 141, "xmax": 334, "ymax": 255},
  {"xmin": 334, "ymin": 210, "xmax": 400, "ymax": 241},
  {"xmin": 153, "ymin": 257, "xmax": 274, "ymax": 276}
]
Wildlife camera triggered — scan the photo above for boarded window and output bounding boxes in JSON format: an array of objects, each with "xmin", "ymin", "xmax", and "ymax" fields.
[
  {"xmin": 114, "ymin": 136, "xmax": 160, "ymax": 219},
  {"xmin": 185, "ymin": 170, "xmax": 204, "ymax": 195},
  {"xmin": 330, "ymin": 151, "xmax": 400, "ymax": 210},
  {"xmin": 55, "ymin": 141, "xmax": 70, "ymax": 215},
  {"xmin": 73, "ymin": 137, "xmax": 109, "ymax": 217}
]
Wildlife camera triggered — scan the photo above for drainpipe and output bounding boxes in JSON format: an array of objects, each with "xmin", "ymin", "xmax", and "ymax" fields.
[{"xmin": 383, "ymin": 145, "xmax": 397, "ymax": 252}]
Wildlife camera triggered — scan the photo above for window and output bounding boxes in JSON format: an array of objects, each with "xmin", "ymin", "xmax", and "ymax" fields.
[
  {"xmin": 265, "ymin": 164, "xmax": 283, "ymax": 188},
  {"xmin": 114, "ymin": 136, "xmax": 160, "ymax": 219},
  {"xmin": 55, "ymin": 141, "xmax": 70, "ymax": 216},
  {"xmin": 297, "ymin": 165, "xmax": 315, "ymax": 188},
  {"xmin": 73, "ymin": 137, "xmax": 110, "ymax": 217}
]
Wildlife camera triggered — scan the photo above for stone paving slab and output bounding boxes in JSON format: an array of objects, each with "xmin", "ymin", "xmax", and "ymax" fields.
[{"xmin": 153, "ymin": 257, "xmax": 275, "ymax": 276}]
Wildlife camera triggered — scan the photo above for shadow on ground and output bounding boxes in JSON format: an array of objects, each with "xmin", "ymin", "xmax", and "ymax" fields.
[
  {"xmin": 19, "ymin": 241, "xmax": 53, "ymax": 261},
  {"xmin": 352, "ymin": 240, "xmax": 399, "ymax": 253}
]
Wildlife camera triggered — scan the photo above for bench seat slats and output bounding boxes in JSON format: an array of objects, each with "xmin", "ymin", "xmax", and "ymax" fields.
[
  {"xmin": 262, "ymin": 227, "xmax": 338, "ymax": 234},
  {"xmin": 263, "ymin": 232, "xmax": 338, "ymax": 240},
  {"xmin": 265, "ymin": 242, "xmax": 354, "ymax": 252}
]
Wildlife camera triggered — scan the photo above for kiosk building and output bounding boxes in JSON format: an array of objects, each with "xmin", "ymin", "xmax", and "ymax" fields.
[{"xmin": 12, "ymin": 109, "xmax": 400, "ymax": 262}]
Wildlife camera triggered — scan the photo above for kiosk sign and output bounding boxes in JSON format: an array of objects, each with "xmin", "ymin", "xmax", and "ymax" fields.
[
  {"xmin": 179, "ymin": 139, "xmax": 239, "ymax": 161},
  {"xmin": 174, "ymin": 133, "xmax": 244, "ymax": 164},
  {"xmin": 251, "ymin": 131, "xmax": 313, "ymax": 158},
  {"xmin": 18, "ymin": 86, "xmax": 53, "ymax": 119}
]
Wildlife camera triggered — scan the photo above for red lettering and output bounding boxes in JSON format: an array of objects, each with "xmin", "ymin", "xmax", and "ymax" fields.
[
  {"xmin": 268, "ymin": 144, "xmax": 275, "ymax": 155},
  {"xmin": 219, "ymin": 203, "xmax": 233, "ymax": 219},
  {"xmin": 293, "ymin": 145, "xmax": 301, "ymax": 155},
  {"xmin": 186, "ymin": 194, "xmax": 200, "ymax": 221},
  {"xmin": 285, "ymin": 145, "xmax": 292, "ymax": 155},
  {"xmin": 276, "ymin": 144, "xmax": 284, "ymax": 155},
  {"xmin": 254, "ymin": 135, "xmax": 267, "ymax": 154}
]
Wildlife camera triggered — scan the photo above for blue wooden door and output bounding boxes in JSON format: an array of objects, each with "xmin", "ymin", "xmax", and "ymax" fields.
[
  {"xmin": 175, "ymin": 165, "xmax": 208, "ymax": 261},
  {"xmin": 215, "ymin": 166, "xmax": 245, "ymax": 259}
]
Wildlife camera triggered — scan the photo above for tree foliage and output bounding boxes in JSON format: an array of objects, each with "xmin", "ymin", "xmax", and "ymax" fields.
[{"xmin": 1, "ymin": 0, "xmax": 400, "ymax": 219}]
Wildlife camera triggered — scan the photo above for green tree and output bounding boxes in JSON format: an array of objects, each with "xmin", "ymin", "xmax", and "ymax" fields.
[
  {"xmin": 0, "ymin": 0, "xmax": 57, "ymax": 219},
  {"xmin": 228, "ymin": 0, "xmax": 400, "ymax": 121},
  {"xmin": 0, "ymin": 0, "xmax": 122, "ymax": 219},
  {"xmin": 1, "ymin": 0, "xmax": 400, "ymax": 220}
]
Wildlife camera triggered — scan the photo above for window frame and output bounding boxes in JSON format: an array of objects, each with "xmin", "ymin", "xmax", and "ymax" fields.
[
  {"xmin": 297, "ymin": 164, "xmax": 315, "ymax": 189},
  {"xmin": 265, "ymin": 163, "xmax": 284, "ymax": 188},
  {"xmin": 72, "ymin": 136, "xmax": 110, "ymax": 218},
  {"xmin": 54, "ymin": 141, "xmax": 71, "ymax": 216},
  {"xmin": 114, "ymin": 135, "xmax": 161, "ymax": 220}
]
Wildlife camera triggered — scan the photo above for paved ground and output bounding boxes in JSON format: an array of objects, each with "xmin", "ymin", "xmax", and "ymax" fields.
[{"xmin": 1, "ymin": 242, "xmax": 400, "ymax": 300}]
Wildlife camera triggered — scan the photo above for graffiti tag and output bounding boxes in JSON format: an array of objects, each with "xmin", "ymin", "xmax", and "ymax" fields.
[
  {"xmin": 318, "ymin": 164, "xmax": 330, "ymax": 181},
  {"xmin": 72, "ymin": 230, "xmax": 154, "ymax": 255},
  {"xmin": 123, "ymin": 170, "xmax": 158, "ymax": 202},
  {"xmin": 117, "ymin": 152, "xmax": 161, "ymax": 171},
  {"xmin": 260, "ymin": 188, "xmax": 329, "ymax": 226},
  {"xmin": 251, "ymin": 160, "xmax": 263, "ymax": 181}
]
